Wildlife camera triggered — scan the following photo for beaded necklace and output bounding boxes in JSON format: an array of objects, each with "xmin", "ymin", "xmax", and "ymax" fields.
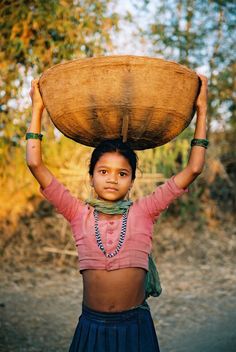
[{"xmin": 94, "ymin": 209, "xmax": 128, "ymax": 258}]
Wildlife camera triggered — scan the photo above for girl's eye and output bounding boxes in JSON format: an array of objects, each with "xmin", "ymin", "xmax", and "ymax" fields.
[
  {"xmin": 100, "ymin": 170, "xmax": 107, "ymax": 175},
  {"xmin": 120, "ymin": 172, "xmax": 127, "ymax": 177}
]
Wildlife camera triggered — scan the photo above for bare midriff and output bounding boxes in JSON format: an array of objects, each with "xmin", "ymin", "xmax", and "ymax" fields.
[{"xmin": 81, "ymin": 268, "xmax": 146, "ymax": 312}]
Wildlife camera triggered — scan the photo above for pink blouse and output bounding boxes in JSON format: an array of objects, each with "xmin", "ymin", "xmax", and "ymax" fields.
[{"xmin": 40, "ymin": 176, "xmax": 188, "ymax": 272}]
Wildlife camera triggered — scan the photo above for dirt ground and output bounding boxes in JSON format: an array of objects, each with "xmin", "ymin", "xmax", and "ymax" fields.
[
  {"xmin": 1, "ymin": 256, "xmax": 236, "ymax": 352},
  {"xmin": 1, "ymin": 201, "xmax": 236, "ymax": 352}
]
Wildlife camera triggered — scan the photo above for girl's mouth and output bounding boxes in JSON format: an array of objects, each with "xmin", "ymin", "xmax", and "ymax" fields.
[{"xmin": 104, "ymin": 187, "xmax": 118, "ymax": 192}]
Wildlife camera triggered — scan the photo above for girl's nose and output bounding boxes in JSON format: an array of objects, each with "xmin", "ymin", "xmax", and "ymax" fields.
[
  {"xmin": 106, "ymin": 175, "xmax": 118, "ymax": 184},
  {"xmin": 107, "ymin": 179, "xmax": 118, "ymax": 184}
]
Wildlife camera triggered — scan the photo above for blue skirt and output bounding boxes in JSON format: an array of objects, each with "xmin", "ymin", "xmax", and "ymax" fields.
[{"xmin": 69, "ymin": 301, "xmax": 160, "ymax": 352}]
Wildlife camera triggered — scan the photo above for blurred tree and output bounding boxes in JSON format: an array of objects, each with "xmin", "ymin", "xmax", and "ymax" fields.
[
  {"xmin": 132, "ymin": 0, "xmax": 236, "ymax": 219},
  {"xmin": 0, "ymin": 0, "xmax": 119, "ymax": 168},
  {"xmin": 134, "ymin": 0, "xmax": 236, "ymax": 137}
]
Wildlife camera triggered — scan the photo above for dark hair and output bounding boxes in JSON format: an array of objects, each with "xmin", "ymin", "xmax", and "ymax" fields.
[{"xmin": 89, "ymin": 139, "xmax": 138, "ymax": 180}]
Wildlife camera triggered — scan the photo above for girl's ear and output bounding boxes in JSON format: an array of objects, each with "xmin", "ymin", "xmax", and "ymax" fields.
[
  {"xmin": 89, "ymin": 175, "xmax": 93, "ymax": 187},
  {"xmin": 130, "ymin": 180, "xmax": 134, "ymax": 189}
]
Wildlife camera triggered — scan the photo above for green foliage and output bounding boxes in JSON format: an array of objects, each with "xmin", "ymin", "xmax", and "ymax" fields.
[
  {"xmin": 0, "ymin": 0, "xmax": 120, "ymax": 169},
  {"xmin": 0, "ymin": 0, "xmax": 235, "ymax": 223},
  {"xmin": 0, "ymin": 0, "xmax": 120, "ymax": 217},
  {"xmin": 132, "ymin": 0, "xmax": 236, "ymax": 219},
  {"xmin": 0, "ymin": 0, "xmax": 119, "ymax": 71},
  {"xmin": 135, "ymin": 0, "xmax": 236, "ymax": 136},
  {"xmin": 138, "ymin": 127, "xmax": 193, "ymax": 175}
]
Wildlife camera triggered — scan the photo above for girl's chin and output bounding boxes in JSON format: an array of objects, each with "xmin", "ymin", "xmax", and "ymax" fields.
[
  {"xmin": 98, "ymin": 194, "xmax": 125, "ymax": 202},
  {"xmin": 100, "ymin": 198, "xmax": 123, "ymax": 202}
]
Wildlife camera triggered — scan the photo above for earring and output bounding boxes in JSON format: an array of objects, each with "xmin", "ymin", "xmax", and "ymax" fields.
[
  {"xmin": 127, "ymin": 188, "xmax": 131, "ymax": 201},
  {"xmin": 90, "ymin": 184, "xmax": 94, "ymax": 200}
]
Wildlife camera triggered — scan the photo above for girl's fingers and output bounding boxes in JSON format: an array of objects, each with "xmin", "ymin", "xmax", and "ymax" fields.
[
  {"xmin": 197, "ymin": 74, "xmax": 208, "ymax": 95},
  {"xmin": 29, "ymin": 79, "xmax": 44, "ymax": 109},
  {"xmin": 195, "ymin": 74, "xmax": 208, "ymax": 110},
  {"xmin": 197, "ymin": 74, "xmax": 208, "ymax": 85},
  {"xmin": 30, "ymin": 79, "xmax": 41, "ymax": 97},
  {"xmin": 31, "ymin": 79, "xmax": 39, "ymax": 87}
]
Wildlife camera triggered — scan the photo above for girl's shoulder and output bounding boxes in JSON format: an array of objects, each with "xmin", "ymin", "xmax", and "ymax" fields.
[
  {"xmin": 132, "ymin": 176, "xmax": 188, "ymax": 219},
  {"xmin": 40, "ymin": 175, "xmax": 85, "ymax": 222}
]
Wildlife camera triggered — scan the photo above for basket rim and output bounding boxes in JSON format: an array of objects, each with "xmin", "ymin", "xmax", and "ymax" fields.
[{"xmin": 39, "ymin": 55, "xmax": 197, "ymax": 82}]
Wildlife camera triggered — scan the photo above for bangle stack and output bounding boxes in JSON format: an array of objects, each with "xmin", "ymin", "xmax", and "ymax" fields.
[
  {"xmin": 191, "ymin": 138, "xmax": 209, "ymax": 149},
  {"xmin": 26, "ymin": 132, "xmax": 43, "ymax": 141}
]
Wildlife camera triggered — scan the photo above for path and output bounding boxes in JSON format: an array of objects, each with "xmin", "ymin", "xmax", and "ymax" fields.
[{"xmin": 0, "ymin": 261, "xmax": 235, "ymax": 352}]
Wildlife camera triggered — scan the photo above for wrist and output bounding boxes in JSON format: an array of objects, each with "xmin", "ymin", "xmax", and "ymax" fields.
[
  {"xmin": 32, "ymin": 104, "xmax": 44, "ymax": 115},
  {"xmin": 196, "ymin": 105, "xmax": 207, "ymax": 114},
  {"xmin": 32, "ymin": 109, "xmax": 43, "ymax": 121},
  {"xmin": 196, "ymin": 109, "xmax": 207, "ymax": 119}
]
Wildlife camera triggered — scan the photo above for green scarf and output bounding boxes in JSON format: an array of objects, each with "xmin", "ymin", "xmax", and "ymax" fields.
[
  {"xmin": 86, "ymin": 198, "xmax": 162, "ymax": 299},
  {"xmin": 145, "ymin": 254, "xmax": 162, "ymax": 298},
  {"xmin": 85, "ymin": 198, "xmax": 133, "ymax": 214}
]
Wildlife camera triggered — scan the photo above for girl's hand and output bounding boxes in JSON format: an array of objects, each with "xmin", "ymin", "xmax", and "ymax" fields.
[
  {"xmin": 195, "ymin": 74, "xmax": 208, "ymax": 113},
  {"xmin": 29, "ymin": 79, "xmax": 44, "ymax": 113}
]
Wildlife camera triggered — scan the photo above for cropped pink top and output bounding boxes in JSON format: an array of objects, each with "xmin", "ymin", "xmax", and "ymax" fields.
[{"xmin": 40, "ymin": 175, "xmax": 188, "ymax": 272}]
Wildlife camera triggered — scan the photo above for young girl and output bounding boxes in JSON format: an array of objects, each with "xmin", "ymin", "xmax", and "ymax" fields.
[{"xmin": 26, "ymin": 74, "xmax": 208, "ymax": 352}]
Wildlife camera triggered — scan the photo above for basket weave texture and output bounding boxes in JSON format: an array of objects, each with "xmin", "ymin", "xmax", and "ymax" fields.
[{"xmin": 39, "ymin": 55, "xmax": 200, "ymax": 150}]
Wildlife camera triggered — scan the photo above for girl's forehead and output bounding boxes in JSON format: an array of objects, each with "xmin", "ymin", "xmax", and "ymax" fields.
[{"xmin": 95, "ymin": 152, "xmax": 131, "ymax": 169}]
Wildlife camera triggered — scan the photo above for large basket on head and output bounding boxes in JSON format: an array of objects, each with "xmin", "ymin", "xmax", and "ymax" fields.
[{"xmin": 39, "ymin": 55, "xmax": 200, "ymax": 150}]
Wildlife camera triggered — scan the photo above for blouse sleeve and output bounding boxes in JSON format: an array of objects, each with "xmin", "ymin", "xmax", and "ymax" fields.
[
  {"xmin": 39, "ymin": 176, "xmax": 84, "ymax": 222},
  {"xmin": 136, "ymin": 175, "xmax": 188, "ymax": 221}
]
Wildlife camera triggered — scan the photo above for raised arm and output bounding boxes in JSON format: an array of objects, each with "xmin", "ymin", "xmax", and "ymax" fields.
[
  {"xmin": 174, "ymin": 74, "xmax": 208, "ymax": 190},
  {"xmin": 26, "ymin": 79, "xmax": 54, "ymax": 189}
]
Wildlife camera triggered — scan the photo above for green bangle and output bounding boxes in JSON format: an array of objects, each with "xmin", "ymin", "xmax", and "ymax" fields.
[
  {"xmin": 26, "ymin": 132, "xmax": 43, "ymax": 141},
  {"xmin": 191, "ymin": 138, "xmax": 209, "ymax": 149}
]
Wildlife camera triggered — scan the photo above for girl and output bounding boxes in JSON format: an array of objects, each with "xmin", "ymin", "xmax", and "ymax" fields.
[{"xmin": 26, "ymin": 74, "xmax": 208, "ymax": 352}]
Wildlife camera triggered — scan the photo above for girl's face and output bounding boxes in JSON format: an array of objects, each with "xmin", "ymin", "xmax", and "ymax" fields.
[{"xmin": 90, "ymin": 152, "xmax": 134, "ymax": 202}]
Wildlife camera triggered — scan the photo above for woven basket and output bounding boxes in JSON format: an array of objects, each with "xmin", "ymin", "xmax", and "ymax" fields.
[{"xmin": 39, "ymin": 55, "xmax": 200, "ymax": 150}]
